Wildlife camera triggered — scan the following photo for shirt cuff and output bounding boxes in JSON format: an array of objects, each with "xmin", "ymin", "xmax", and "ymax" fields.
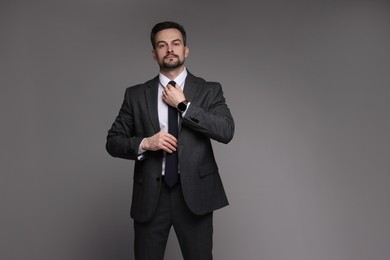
[
  {"xmin": 137, "ymin": 138, "xmax": 147, "ymax": 160},
  {"xmin": 181, "ymin": 102, "xmax": 191, "ymax": 117}
]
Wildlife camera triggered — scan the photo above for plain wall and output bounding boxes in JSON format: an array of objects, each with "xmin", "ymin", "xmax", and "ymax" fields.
[{"xmin": 1, "ymin": 0, "xmax": 389, "ymax": 259}]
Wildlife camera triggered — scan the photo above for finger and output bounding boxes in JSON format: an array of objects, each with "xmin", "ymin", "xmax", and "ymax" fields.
[
  {"xmin": 163, "ymin": 137, "xmax": 177, "ymax": 149},
  {"xmin": 158, "ymin": 133, "xmax": 177, "ymax": 150},
  {"xmin": 157, "ymin": 139, "xmax": 176, "ymax": 153},
  {"xmin": 163, "ymin": 142, "xmax": 177, "ymax": 152},
  {"xmin": 164, "ymin": 133, "xmax": 178, "ymax": 143},
  {"xmin": 157, "ymin": 132, "xmax": 177, "ymax": 145}
]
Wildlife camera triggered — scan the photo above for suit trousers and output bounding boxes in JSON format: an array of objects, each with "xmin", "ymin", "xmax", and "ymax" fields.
[{"xmin": 134, "ymin": 179, "xmax": 213, "ymax": 260}]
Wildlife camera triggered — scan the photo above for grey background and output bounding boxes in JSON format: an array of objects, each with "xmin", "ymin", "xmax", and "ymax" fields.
[{"xmin": 1, "ymin": 0, "xmax": 389, "ymax": 259}]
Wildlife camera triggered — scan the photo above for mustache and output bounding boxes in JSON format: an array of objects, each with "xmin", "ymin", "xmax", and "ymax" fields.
[{"xmin": 164, "ymin": 53, "xmax": 178, "ymax": 59}]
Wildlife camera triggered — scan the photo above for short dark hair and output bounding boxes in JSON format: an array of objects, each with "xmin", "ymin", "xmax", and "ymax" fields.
[{"xmin": 150, "ymin": 21, "xmax": 187, "ymax": 49}]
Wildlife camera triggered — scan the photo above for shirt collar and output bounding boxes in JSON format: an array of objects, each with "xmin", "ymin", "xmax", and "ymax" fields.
[{"xmin": 159, "ymin": 68, "xmax": 188, "ymax": 89}]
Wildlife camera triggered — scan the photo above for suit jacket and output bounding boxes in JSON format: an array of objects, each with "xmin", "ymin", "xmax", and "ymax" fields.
[{"xmin": 106, "ymin": 72, "xmax": 234, "ymax": 223}]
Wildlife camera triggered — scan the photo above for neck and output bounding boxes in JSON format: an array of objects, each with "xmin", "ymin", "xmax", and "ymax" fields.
[{"xmin": 160, "ymin": 66, "xmax": 185, "ymax": 80}]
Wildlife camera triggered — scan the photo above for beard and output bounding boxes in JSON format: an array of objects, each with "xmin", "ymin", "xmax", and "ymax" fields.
[{"xmin": 161, "ymin": 55, "xmax": 184, "ymax": 69}]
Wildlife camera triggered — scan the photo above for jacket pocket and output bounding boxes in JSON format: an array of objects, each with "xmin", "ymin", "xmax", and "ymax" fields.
[{"xmin": 198, "ymin": 163, "xmax": 219, "ymax": 178}]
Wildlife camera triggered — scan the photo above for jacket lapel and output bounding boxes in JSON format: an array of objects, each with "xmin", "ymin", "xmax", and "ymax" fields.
[
  {"xmin": 183, "ymin": 72, "xmax": 198, "ymax": 103},
  {"xmin": 144, "ymin": 77, "xmax": 160, "ymax": 133}
]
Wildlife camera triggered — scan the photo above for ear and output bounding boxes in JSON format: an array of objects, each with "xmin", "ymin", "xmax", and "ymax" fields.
[{"xmin": 184, "ymin": 46, "xmax": 189, "ymax": 58}]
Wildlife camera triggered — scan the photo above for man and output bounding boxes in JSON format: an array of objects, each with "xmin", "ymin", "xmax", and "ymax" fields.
[{"xmin": 106, "ymin": 21, "xmax": 234, "ymax": 260}]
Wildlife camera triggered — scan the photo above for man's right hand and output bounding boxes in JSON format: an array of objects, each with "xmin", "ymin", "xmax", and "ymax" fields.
[{"xmin": 141, "ymin": 131, "xmax": 177, "ymax": 153}]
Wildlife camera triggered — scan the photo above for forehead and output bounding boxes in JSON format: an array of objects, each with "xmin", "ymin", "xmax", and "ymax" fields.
[{"xmin": 155, "ymin": 28, "xmax": 183, "ymax": 43}]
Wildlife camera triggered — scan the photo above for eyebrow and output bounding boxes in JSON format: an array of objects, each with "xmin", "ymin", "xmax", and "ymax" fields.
[{"xmin": 156, "ymin": 39, "xmax": 183, "ymax": 45}]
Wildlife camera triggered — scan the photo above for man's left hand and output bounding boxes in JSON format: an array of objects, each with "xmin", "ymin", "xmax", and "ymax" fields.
[{"xmin": 162, "ymin": 83, "xmax": 186, "ymax": 108}]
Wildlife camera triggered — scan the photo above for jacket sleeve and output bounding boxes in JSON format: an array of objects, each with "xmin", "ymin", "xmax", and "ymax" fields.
[
  {"xmin": 106, "ymin": 88, "xmax": 143, "ymax": 160},
  {"xmin": 182, "ymin": 83, "xmax": 234, "ymax": 144}
]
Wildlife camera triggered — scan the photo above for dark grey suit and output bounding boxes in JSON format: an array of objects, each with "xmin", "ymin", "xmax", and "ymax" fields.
[{"xmin": 106, "ymin": 72, "xmax": 234, "ymax": 258}]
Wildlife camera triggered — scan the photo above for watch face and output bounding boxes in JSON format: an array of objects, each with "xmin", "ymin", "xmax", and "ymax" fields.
[{"xmin": 178, "ymin": 102, "xmax": 187, "ymax": 112}]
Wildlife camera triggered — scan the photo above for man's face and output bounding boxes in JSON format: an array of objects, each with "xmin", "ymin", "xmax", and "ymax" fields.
[{"xmin": 152, "ymin": 28, "xmax": 189, "ymax": 70}]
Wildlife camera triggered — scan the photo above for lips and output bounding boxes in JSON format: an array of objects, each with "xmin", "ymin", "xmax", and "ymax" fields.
[{"xmin": 165, "ymin": 54, "xmax": 178, "ymax": 59}]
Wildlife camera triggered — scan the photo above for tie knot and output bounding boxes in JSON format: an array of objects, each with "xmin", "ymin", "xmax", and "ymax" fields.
[{"xmin": 168, "ymin": 81, "xmax": 176, "ymax": 87}]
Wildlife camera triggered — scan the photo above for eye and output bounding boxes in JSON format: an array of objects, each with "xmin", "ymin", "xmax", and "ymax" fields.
[{"xmin": 158, "ymin": 43, "xmax": 166, "ymax": 49}]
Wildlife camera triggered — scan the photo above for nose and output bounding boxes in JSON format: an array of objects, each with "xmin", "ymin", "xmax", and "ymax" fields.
[{"xmin": 167, "ymin": 49, "xmax": 173, "ymax": 54}]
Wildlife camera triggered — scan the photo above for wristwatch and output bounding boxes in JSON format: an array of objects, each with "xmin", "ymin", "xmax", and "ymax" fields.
[{"xmin": 177, "ymin": 99, "xmax": 189, "ymax": 113}]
